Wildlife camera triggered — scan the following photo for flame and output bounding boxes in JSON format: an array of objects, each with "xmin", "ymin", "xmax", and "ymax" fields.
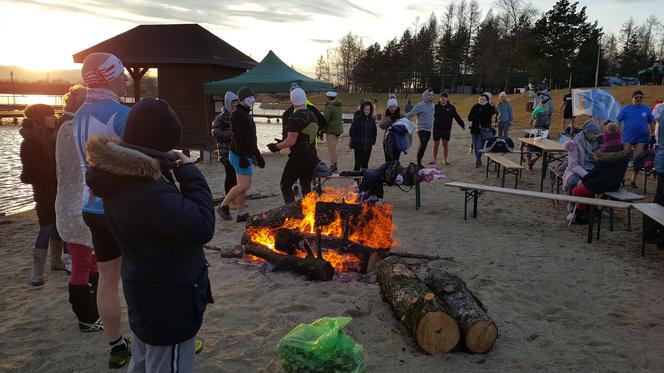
[{"xmin": 245, "ymin": 187, "xmax": 394, "ymax": 272}]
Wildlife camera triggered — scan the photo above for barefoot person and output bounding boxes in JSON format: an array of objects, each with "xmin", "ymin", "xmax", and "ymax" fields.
[
  {"xmin": 74, "ymin": 52, "xmax": 131, "ymax": 368},
  {"xmin": 217, "ymin": 87, "xmax": 265, "ymax": 222},
  {"xmin": 323, "ymin": 91, "xmax": 343, "ymax": 173},
  {"xmin": 432, "ymin": 93, "xmax": 465, "ymax": 165},
  {"xmin": 19, "ymin": 104, "xmax": 65, "ymax": 286},
  {"xmin": 55, "ymin": 85, "xmax": 103, "ymax": 332},
  {"xmin": 267, "ymin": 87, "xmax": 319, "ymax": 204},
  {"xmin": 85, "ymin": 98, "xmax": 214, "ymax": 373}
]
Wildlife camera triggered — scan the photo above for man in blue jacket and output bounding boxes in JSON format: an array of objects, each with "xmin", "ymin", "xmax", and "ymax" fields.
[
  {"xmin": 85, "ymin": 98, "xmax": 214, "ymax": 373},
  {"xmin": 617, "ymin": 90, "xmax": 656, "ymax": 188}
]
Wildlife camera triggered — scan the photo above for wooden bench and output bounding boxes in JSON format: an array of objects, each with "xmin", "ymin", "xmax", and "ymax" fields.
[
  {"xmin": 314, "ymin": 174, "xmax": 422, "ymax": 210},
  {"xmin": 632, "ymin": 203, "xmax": 664, "ymax": 257},
  {"xmin": 604, "ymin": 190, "xmax": 645, "ymax": 231},
  {"xmin": 484, "ymin": 153, "xmax": 524, "ymax": 188},
  {"xmin": 641, "ymin": 167, "xmax": 657, "ymax": 194},
  {"xmin": 445, "ymin": 181, "xmax": 632, "ymax": 243}
]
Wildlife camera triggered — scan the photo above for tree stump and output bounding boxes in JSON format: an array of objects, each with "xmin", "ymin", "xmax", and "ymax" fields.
[
  {"xmin": 377, "ymin": 257, "xmax": 460, "ymax": 354},
  {"xmin": 420, "ymin": 267, "xmax": 497, "ymax": 353}
]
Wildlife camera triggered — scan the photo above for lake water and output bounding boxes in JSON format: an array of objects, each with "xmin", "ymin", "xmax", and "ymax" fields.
[{"xmin": 0, "ymin": 118, "xmax": 284, "ymax": 216}]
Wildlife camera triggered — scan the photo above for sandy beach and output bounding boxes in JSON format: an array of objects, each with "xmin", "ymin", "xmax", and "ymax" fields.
[{"xmin": 2, "ymin": 125, "xmax": 664, "ymax": 372}]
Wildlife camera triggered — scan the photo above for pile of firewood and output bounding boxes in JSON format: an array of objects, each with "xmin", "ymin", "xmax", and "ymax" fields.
[{"xmin": 377, "ymin": 256, "xmax": 497, "ymax": 354}]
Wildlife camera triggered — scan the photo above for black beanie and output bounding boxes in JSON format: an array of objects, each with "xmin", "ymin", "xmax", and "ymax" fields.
[
  {"xmin": 237, "ymin": 86, "xmax": 255, "ymax": 102},
  {"xmin": 122, "ymin": 98, "xmax": 182, "ymax": 152}
]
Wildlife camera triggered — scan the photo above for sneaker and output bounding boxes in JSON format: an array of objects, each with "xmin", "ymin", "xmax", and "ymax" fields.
[
  {"xmin": 428, "ymin": 161, "xmax": 437, "ymax": 165},
  {"xmin": 79, "ymin": 317, "xmax": 104, "ymax": 333},
  {"xmin": 217, "ymin": 204, "xmax": 232, "ymax": 221},
  {"xmin": 330, "ymin": 164, "xmax": 337, "ymax": 174},
  {"xmin": 109, "ymin": 337, "xmax": 131, "ymax": 369},
  {"xmin": 195, "ymin": 340, "xmax": 203, "ymax": 355},
  {"xmin": 236, "ymin": 213, "xmax": 250, "ymax": 223}
]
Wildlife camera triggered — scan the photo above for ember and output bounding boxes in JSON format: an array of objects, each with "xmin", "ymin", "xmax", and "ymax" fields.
[{"xmin": 244, "ymin": 187, "xmax": 395, "ymax": 274}]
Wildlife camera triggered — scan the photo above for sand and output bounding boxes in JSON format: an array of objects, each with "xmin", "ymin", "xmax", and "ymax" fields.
[{"xmin": 2, "ymin": 125, "xmax": 664, "ymax": 373}]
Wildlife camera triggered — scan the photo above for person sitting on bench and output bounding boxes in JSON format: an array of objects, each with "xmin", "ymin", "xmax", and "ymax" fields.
[
  {"xmin": 562, "ymin": 120, "xmax": 602, "ymax": 191},
  {"xmin": 569, "ymin": 123, "xmax": 629, "ymax": 224}
]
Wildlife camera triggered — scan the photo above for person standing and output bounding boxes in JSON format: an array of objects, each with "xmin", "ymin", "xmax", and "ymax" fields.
[
  {"xmin": 495, "ymin": 92, "xmax": 513, "ymax": 138},
  {"xmin": 617, "ymin": 90, "xmax": 656, "ymax": 188},
  {"xmin": 349, "ymin": 100, "xmax": 377, "ymax": 171},
  {"xmin": 55, "ymin": 85, "xmax": 104, "ymax": 332},
  {"xmin": 403, "ymin": 89, "xmax": 435, "ymax": 167},
  {"xmin": 323, "ymin": 91, "xmax": 343, "ymax": 173},
  {"xmin": 648, "ymin": 100, "xmax": 664, "ymax": 247},
  {"xmin": 85, "ymin": 98, "xmax": 214, "ymax": 373},
  {"xmin": 468, "ymin": 94, "xmax": 495, "ymax": 168},
  {"xmin": 281, "ymin": 82, "xmax": 326, "ymax": 141},
  {"xmin": 560, "ymin": 90, "xmax": 576, "ymax": 134},
  {"xmin": 267, "ymin": 87, "xmax": 319, "ymax": 204},
  {"xmin": 211, "ymin": 91, "xmax": 239, "ymax": 200},
  {"xmin": 432, "ymin": 93, "xmax": 465, "ymax": 165},
  {"xmin": 73, "ymin": 52, "xmax": 131, "ymax": 368},
  {"xmin": 404, "ymin": 99, "xmax": 413, "ymax": 113},
  {"xmin": 379, "ymin": 96, "xmax": 403, "ymax": 163},
  {"xmin": 526, "ymin": 93, "xmax": 553, "ymax": 169},
  {"xmin": 19, "ymin": 104, "xmax": 65, "ymax": 286},
  {"xmin": 217, "ymin": 87, "xmax": 265, "ymax": 222}
]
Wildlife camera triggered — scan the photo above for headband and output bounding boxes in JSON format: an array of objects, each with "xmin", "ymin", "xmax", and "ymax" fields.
[{"xmin": 82, "ymin": 55, "xmax": 124, "ymax": 87}]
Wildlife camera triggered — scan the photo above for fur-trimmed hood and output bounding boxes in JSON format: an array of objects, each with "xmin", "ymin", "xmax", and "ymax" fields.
[
  {"xmin": 594, "ymin": 144, "xmax": 630, "ymax": 163},
  {"xmin": 86, "ymin": 135, "xmax": 161, "ymax": 180}
]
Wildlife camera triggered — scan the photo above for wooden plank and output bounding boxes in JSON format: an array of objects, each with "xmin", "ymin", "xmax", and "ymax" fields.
[
  {"xmin": 633, "ymin": 203, "xmax": 664, "ymax": 226},
  {"xmin": 485, "ymin": 154, "xmax": 523, "ymax": 169},
  {"xmin": 605, "ymin": 190, "xmax": 645, "ymax": 202},
  {"xmin": 445, "ymin": 181, "xmax": 631, "ymax": 209},
  {"xmin": 517, "ymin": 137, "xmax": 566, "ymax": 152}
]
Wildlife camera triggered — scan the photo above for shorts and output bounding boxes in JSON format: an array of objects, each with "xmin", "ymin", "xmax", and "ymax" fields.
[
  {"xmin": 83, "ymin": 212, "xmax": 121, "ymax": 262},
  {"xmin": 433, "ymin": 130, "xmax": 451, "ymax": 141},
  {"xmin": 228, "ymin": 151, "xmax": 253, "ymax": 176}
]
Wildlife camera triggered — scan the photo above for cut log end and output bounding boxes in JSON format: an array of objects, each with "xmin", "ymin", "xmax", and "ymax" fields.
[
  {"xmin": 416, "ymin": 311, "xmax": 460, "ymax": 354},
  {"xmin": 465, "ymin": 320, "xmax": 498, "ymax": 353}
]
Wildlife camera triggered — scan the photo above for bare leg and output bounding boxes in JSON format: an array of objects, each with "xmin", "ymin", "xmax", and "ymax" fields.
[
  {"xmin": 224, "ymin": 175, "xmax": 251, "ymax": 213},
  {"xmin": 327, "ymin": 134, "xmax": 338, "ymax": 166},
  {"xmin": 432, "ymin": 139, "xmax": 440, "ymax": 163},
  {"xmin": 631, "ymin": 143, "xmax": 645, "ymax": 184},
  {"xmin": 442, "ymin": 140, "xmax": 449, "ymax": 163},
  {"xmin": 97, "ymin": 258, "xmax": 121, "ymax": 342}
]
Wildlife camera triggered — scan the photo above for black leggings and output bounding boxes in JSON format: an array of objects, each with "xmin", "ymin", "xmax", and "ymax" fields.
[
  {"xmin": 280, "ymin": 152, "xmax": 317, "ymax": 204},
  {"xmin": 354, "ymin": 148, "xmax": 372, "ymax": 171},
  {"xmin": 417, "ymin": 130, "xmax": 431, "ymax": 166},
  {"xmin": 222, "ymin": 161, "xmax": 237, "ymax": 195}
]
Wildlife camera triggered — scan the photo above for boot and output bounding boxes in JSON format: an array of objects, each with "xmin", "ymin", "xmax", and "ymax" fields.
[
  {"xmin": 88, "ymin": 272, "xmax": 100, "ymax": 316},
  {"xmin": 49, "ymin": 240, "xmax": 66, "ymax": 271},
  {"xmin": 31, "ymin": 248, "xmax": 47, "ymax": 286},
  {"xmin": 68, "ymin": 283, "xmax": 104, "ymax": 332}
]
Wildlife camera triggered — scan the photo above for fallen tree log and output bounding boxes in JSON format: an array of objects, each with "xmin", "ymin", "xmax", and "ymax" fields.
[
  {"xmin": 244, "ymin": 243, "xmax": 335, "ymax": 281},
  {"xmin": 377, "ymin": 256, "xmax": 460, "ymax": 354},
  {"xmin": 418, "ymin": 267, "xmax": 497, "ymax": 353}
]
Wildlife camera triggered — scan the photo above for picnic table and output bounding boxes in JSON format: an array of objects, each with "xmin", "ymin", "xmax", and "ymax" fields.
[
  {"xmin": 517, "ymin": 137, "xmax": 567, "ymax": 192},
  {"xmin": 632, "ymin": 203, "xmax": 664, "ymax": 257}
]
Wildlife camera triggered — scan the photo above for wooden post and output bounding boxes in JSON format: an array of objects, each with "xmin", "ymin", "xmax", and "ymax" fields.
[{"xmin": 127, "ymin": 67, "xmax": 149, "ymax": 103}]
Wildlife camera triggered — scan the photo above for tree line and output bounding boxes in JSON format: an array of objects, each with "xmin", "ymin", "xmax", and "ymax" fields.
[{"xmin": 314, "ymin": 0, "xmax": 664, "ymax": 93}]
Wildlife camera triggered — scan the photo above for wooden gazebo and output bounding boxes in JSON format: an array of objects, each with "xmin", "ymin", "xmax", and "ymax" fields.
[{"xmin": 73, "ymin": 24, "xmax": 256, "ymax": 151}]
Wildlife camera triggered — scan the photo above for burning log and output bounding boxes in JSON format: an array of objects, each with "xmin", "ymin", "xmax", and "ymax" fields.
[
  {"xmin": 377, "ymin": 257, "xmax": 460, "ymax": 354},
  {"xmin": 417, "ymin": 267, "xmax": 497, "ymax": 354},
  {"xmin": 247, "ymin": 203, "xmax": 302, "ymax": 228},
  {"xmin": 244, "ymin": 243, "xmax": 335, "ymax": 281},
  {"xmin": 204, "ymin": 244, "xmax": 244, "ymax": 258}
]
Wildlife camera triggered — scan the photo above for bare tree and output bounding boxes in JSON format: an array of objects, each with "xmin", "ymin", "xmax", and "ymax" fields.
[
  {"xmin": 315, "ymin": 54, "xmax": 330, "ymax": 81},
  {"xmin": 334, "ymin": 32, "xmax": 364, "ymax": 91}
]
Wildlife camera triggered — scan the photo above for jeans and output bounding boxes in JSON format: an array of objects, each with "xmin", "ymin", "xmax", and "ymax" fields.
[
  {"xmin": 497, "ymin": 121, "xmax": 510, "ymax": 137},
  {"xmin": 280, "ymin": 150, "xmax": 317, "ymax": 204},
  {"xmin": 417, "ymin": 130, "xmax": 431, "ymax": 166},
  {"xmin": 34, "ymin": 224, "xmax": 59, "ymax": 250},
  {"xmin": 354, "ymin": 148, "xmax": 372, "ymax": 171},
  {"xmin": 471, "ymin": 133, "xmax": 485, "ymax": 166}
]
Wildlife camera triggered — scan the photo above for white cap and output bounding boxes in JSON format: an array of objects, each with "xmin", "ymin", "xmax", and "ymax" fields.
[
  {"xmin": 387, "ymin": 97, "xmax": 398, "ymax": 108},
  {"xmin": 290, "ymin": 88, "xmax": 307, "ymax": 106},
  {"xmin": 326, "ymin": 91, "xmax": 337, "ymax": 98}
]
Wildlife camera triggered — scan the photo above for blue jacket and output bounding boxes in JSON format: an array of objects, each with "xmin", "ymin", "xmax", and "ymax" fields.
[{"xmin": 85, "ymin": 136, "xmax": 214, "ymax": 346}]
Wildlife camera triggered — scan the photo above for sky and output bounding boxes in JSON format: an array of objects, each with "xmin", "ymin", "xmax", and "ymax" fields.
[{"xmin": 0, "ymin": 0, "xmax": 660, "ymax": 77}]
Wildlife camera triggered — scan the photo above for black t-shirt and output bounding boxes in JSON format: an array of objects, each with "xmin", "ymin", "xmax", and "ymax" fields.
[
  {"xmin": 563, "ymin": 93, "xmax": 574, "ymax": 118},
  {"xmin": 285, "ymin": 108, "xmax": 318, "ymax": 154}
]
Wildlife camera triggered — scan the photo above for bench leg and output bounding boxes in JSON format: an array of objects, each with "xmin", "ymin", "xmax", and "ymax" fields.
[
  {"xmin": 642, "ymin": 214, "xmax": 646, "ymax": 257},
  {"xmin": 501, "ymin": 169, "xmax": 506, "ymax": 188},
  {"xmin": 515, "ymin": 171, "xmax": 519, "ymax": 189},
  {"xmin": 415, "ymin": 183, "xmax": 421, "ymax": 210},
  {"xmin": 485, "ymin": 159, "xmax": 490, "ymax": 178},
  {"xmin": 540, "ymin": 151, "xmax": 549, "ymax": 192},
  {"xmin": 496, "ymin": 163, "xmax": 500, "ymax": 178},
  {"xmin": 608, "ymin": 208, "xmax": 614, "ymax": 232},
  {"xmin": 472, "ymin": 190, "xmax": 479, "ymax": 219},
  {"xmin": 587, "ymin": 205, "xmax": 594, "ymax": 243},
  {"xmin": 519, "ymin": 143, "xmax": 524, "ymax": 165},
  {"xmin": 464, "ymin": 191, "xmax": 469, "ymax": 220}
]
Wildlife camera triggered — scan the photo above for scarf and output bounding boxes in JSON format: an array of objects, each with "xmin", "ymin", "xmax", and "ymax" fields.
[
  {"xmin": 573, "ymin": 130, "xmax": 597, "ymax": 171},
  {"xmin": 86, "ymin": 88, "xmax": 120, "ymax": 102}
]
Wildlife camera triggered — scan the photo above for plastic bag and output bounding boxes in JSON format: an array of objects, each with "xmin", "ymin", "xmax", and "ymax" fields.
[{"xmin": 277, "ymin": 317, "xmax": 366, "ymax": 373}]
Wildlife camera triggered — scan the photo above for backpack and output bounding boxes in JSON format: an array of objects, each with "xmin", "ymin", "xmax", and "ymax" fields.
[{"xmin": 485, "ymin": 136, "xmax": 515, "ymax": 153}]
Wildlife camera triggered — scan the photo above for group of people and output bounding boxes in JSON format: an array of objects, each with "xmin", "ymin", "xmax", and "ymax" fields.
[{"xmin": 20, "ymin": 52, "xmax": 211, "ymax": 372}]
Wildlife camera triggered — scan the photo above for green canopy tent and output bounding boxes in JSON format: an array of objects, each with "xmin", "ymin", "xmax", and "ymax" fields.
[{"xmin": 203, "ymin": 50, "xmax": 334, "ymax": 95}]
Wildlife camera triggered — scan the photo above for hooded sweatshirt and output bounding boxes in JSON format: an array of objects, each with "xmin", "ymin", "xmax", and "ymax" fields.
[
  {"xmin": 324, "ymin": 98, "xmax": 344, "ymax": 136},
  {"xmin": 211, "ymin": 92, "xmax": 238, "ymax": 162},
  {"xmin": 403, "ymin": 90, "xmax": 435, "ymax": 132}
]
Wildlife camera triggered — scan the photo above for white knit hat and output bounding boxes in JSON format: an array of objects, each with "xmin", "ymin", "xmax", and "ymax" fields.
[
  {"xmin": 387, "ymin": 97, "xmax": 398, "ymax": 108},
  {"xmin": 326, "ymin": 91, "xmax": 337, "ymax": 98},
  {"xmin": 290, "ymin": 88, "xmax": 307, "ymax": 106}
]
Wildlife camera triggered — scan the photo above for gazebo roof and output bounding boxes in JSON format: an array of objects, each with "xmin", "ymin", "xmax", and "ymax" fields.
[{"xmin": 72, "ymin": 24, "xmax": 256, "ymax": 69}]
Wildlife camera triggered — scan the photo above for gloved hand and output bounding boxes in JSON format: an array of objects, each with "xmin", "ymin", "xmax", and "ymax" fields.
[
  {"xmin": 239, "ymin": 157, "xmax": 251, "ymax": 169},
  {"xmin": 267, "ymin": 143, "xmax": 279, "ymax": 153},
  {"xmin": 254, "ymin": 153, "xmax": 265, "ymax": 169}
]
